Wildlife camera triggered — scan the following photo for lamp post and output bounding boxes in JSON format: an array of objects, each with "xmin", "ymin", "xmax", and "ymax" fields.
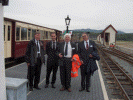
[{"xmin": 65, "ymin": 15, "xmax": 71, "ymax": 33}]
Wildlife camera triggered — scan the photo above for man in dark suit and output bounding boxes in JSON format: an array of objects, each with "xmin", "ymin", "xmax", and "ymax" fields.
[
  {"xmin": 78, "ymin": 32, "xmax": 99, "ymax": 92},
  {"xmin": 57, "ymin": 33, "xmax": 77, "ymax": 92},
  {"xmin": 45, "ymin": 32, "xmax": 59, "ymax": 88},
  {"xmin": 25, "ymin": 31, "xmax": 45, "ymax": 91}
]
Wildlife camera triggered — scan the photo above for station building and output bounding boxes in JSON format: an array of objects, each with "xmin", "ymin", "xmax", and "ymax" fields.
[{"xmin": 97, "ymin": 24, "xmax": 117, "ymax": 46}]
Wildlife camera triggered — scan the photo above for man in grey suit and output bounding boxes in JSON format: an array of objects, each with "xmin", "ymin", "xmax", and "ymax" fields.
[
  {"xmin": 57, "ymin": 33, "xmax": 77, "ymax": 92},
  {"xmin": 25, "ymin": 31, "xmax": 45, "ymax": 91},
  {"xmin": 78, "ymin": 32, "xmax": 100, "ymax": 92}
]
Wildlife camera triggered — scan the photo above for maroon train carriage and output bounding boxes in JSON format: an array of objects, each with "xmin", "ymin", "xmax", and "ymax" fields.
[{"xmin": 3, "ymin": 17, "xmax": 62, "ymax": 64}]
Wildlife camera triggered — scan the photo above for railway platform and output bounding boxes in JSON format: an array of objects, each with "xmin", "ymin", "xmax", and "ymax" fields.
[{"xmin": 5, "ymin": 57, "xmax": 107, "ymax": 100}]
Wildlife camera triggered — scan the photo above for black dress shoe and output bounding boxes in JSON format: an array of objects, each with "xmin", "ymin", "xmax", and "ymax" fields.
[
  {"xmin": 45, "ymin": 84, "xmax": 49, "ymax": 88},
  {"xmin": 79, "ymin": 88, "xmax": 85, "ymax": 92},
  {"xmin": 34, "ymin": 86, "xmax": 41, "ymax": 90},
  {"xmin": 52, "ymin": 84, "xmax": 56, "ymax": 88},
  {"xmin": 29, "ymin": 87, "xmax": 33, "ymax": 91},
  {"xmin": 86, "ymin": 89, "xmax": 90, "ymax": 92}
]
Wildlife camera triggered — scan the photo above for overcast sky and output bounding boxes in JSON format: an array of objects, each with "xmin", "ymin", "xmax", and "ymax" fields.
[{"xmin": 4, "ymin": 0, "xmax": 133, "ymax": 33}]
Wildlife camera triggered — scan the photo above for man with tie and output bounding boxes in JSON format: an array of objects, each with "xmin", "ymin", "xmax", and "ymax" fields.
[
  {"xmin": 45, "ymin": 32, "xmax": 59, "ymax": 88},
  {"xmin": 25, "ymin": 31, "xmax": 45, "ymax": 91},
  {"xmin": 78, "ymin": 32, "xmax": 99, "ymax": 92},
  {"xmin": 58, "ymin": 33, "xmax": 77, "ymax": 92}
]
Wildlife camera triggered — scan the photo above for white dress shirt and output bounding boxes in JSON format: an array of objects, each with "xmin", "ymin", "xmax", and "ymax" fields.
[
  {"xmin": 84, "ymin": 39, "xmax": 89, "ymax": 49},
  {"xmin": 64, "ymin": 42, "xmax": 72, "ymax": 58},
  {"xmin": 52, "ymin": 41, "xmax": 56, "ymax": 49},
  {"xmin": 35, "ymin": 39, "xmax": 40, "ymax": 54}
]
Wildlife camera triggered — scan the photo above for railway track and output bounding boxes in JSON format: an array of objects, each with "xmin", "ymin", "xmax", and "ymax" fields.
[
  {"xmin": 102, "ymin": 47, "xmax": 133, "ymax": 64},
  {"xmin": 97, "ymin": 45, "xmax": 133, "ymax": 100},
  {"xmin": 5, "ymin": 57, "xmax": 25, "ymax": 69}
]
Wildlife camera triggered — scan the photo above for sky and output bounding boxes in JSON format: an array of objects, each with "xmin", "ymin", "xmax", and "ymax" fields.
[{"xmin": 3, "ymin": 0, "xmax": 133, "ymax": 33}]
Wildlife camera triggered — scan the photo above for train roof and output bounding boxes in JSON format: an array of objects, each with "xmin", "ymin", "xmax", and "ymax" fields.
[{"xmin": 4, "ymin": 17, "xmax": 62, "ymax": 32}]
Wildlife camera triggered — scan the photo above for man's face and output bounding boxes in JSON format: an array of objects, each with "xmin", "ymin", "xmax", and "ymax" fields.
[
  {"xmin": 51, "ymin": 33, "xmax": 56, "ymax": 41},
  {"xmin": 82, "ymin": 34, "xmax": 88, "ymax": 41},
  {"xmin": 65, "ymin": 35, "xmax": 70, "ymax": 43},
  {"xmin": 35, "ymin": 33, "xmax": 41, "ymax": 40}
]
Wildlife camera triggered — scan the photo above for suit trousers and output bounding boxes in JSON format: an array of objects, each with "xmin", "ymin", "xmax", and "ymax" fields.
[
  {"xmin": 27, "ymin": 57, "xmax": 42, "ymax": 87},
  {"xmin": 46, "ymin": 61, "xmax": 58, "ymax": 85},
  {"xmin": 80, "ymin": 65, "xmax": 91, "ymax": 90},
  {"xmin": 60, "ymin": 57, "xmax": 72, "ymax": 89}
]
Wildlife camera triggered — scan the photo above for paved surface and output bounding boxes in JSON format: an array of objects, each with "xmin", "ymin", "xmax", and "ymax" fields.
[{"xmin": 5, "ymin": 58, "xmax": 104, "ymax": 100}]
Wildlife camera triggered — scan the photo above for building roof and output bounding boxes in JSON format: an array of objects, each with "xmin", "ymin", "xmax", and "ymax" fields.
[{"xmin": 101, "ymin": 24, "xmax": 118, "ymax": 34}]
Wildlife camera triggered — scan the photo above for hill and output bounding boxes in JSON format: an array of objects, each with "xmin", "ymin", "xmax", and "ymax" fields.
[{"xmin": 72, "ymin": 28, "xmax": 126, "ymax": 34}]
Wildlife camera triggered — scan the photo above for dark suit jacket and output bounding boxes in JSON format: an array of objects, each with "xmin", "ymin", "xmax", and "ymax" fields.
[
  {"xmin": 46, "ymin": 41, "xmax": 59, "ymax": 66},
  {"xmin": 57, "ymin": 42, "xmax": 77, "ymax": 66},
  {"xmin": 78, "ymin": 40, "xmax": 100, "ymax": 75},
  {"xmin": 25, "ymin": 38, "xmax": 45, "ymax": 66}
]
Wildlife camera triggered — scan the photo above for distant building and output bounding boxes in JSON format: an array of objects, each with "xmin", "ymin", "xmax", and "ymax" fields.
[{"xmin": 97, "ymin": 24, "xmax": 117, "ymax": 46}]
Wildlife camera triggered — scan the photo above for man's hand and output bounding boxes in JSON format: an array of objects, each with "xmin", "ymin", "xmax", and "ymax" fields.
[
  {"xmin": 27, "ymin": 63, "xmax": 30, "ymax": 67},
  {"xmin": 89, "ymin": 54, "xmax": 93, "ymax": 58},
  {"xmin": 59, "ymin": 53, "xmax": 63, "ymax": 58},
  {"xmin": 81, "ymin": 60, "xmax": 84, "ymax": 64},
  {"xmin": 71, "ymin": 59, "xmax": 76, "ymax": 62}
]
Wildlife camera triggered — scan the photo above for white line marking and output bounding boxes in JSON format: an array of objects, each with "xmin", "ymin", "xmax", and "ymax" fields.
[
  {"xmin": 27, "ymin": 71, "xmax": 51, "ymax": 96},
  {"xmin": 27, "ymin": 78, "xmax": 46, "ymax": 96},
  {"xmin": 96, "ymin": 61, "xmax": 109, "ymax": 100},
  {"xmin": 5, "ymin": 62, "xmax": 26, "ymax": 71}
]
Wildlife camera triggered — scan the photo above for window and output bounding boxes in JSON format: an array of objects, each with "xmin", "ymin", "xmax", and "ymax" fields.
[
  {"xmin": 32, "ymin": 29, "xmax": 36, "ymax": 39},
  {"xmin": 43, "ymin": 31, "xmax": 46, "ymax": 39},
  {"xmin": 46, "ymin": 31, "xmax": 48, "ymax": 39},
  {"xmin": 16, "ymin": 27, "xmax": 20, "ymax": 41},
  {"xmin": 40, "ymin": 30, "xmax": 44, "ymax": 40},
  {"xmin": 21, "ymin": 27, "xmax": 27, "ymax": 40},
  {"xmin": 28, "ymin": 29, "xmax": 31, "ymax": 40},
  {"xmin": 8, "ymin": 26, "xmax": 11, "ymax": 41}
]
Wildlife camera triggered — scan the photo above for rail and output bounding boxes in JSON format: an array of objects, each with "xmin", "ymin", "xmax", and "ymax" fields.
[{"xmin": 97, "ymin": 45, "xmax": 133, "ymax": 100}]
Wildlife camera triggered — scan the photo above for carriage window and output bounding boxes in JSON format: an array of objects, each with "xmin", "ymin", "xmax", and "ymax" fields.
[
  {"xmin": 43, "ymin": 31, "xmax": 46, "ymax": 39},
  {"xmin": 16, "ymin": 27, "xmax": 20, "ymax": 41},
  {"xmin": 48, "ymin": 32, "xmax": 51, "ymax": 39},
  {"xmin": 4, "ymin": 25, "xmax": 5, "ymax": 41},
  {"xmin": 28, "ymin": 29, "xmax": 31, "ymax": 40},
  {"xmin": 32, "ymin": 29, "xmax": 36, "ymax": 39},
  {"xmin": 8, "ymin": 26, "xmax": 11, "ymax": 41},
  {"xmin": 21, "ymin": 27, "xmax": 27, "ymax": 40},
  {"xmin": 40, "ymin": 30, "xmax": 44, "ymax": 40},
  {"xmin": 46, "ymin": 31, "xmax": 48, "ymax": 39}
]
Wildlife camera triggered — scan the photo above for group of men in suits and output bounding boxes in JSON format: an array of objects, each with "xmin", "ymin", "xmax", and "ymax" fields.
[{"xmin": 25, "ymin": 31, "xmax": 99, "ymax": 92}]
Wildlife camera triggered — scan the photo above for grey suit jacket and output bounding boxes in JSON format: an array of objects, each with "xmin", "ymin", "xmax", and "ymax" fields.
[
  {"xmin": 78, "ymin": 40, "xmax": 100, "ymax": 75},
  {"xmin": 25, "ymin": 38, "xmax": 45, "ymax": 66}
]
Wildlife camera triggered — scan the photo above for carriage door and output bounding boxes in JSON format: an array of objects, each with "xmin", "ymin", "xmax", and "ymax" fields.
[{"xmin": 4, "ymin": 21, "xmax": 12, "ymax": 58}]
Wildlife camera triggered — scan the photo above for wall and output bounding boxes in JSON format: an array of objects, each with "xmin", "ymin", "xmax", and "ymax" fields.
[
  {"xmin": 105, "ymin": 27, "xmax": 116, "ymax": 45},
  {"xmin": 0, "ymin": 3, "xmax": 6, "ymax": 100}
]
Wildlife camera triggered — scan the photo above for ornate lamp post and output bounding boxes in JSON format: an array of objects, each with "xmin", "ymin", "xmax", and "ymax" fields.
[{"xmin": 65, "ymin": 15, "xmax": 71, "ymax": 33}]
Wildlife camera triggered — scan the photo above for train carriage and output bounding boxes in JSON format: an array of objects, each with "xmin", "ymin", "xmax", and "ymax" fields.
[{"xmin": 3, "ymin": 17, "xmax": 62, "ymax": 62}]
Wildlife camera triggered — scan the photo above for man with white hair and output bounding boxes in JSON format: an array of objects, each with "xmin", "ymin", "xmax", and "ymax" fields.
[{"xmin": 57, "ymin": 33, "xmax": 77, "ymax": 92}]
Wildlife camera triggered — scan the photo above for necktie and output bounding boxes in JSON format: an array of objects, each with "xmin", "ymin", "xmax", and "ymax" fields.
[
  {"xmin": 37, "ymin": 41, "xmax": 39, "ymax": 52},
  {"xmin": 86, "ymin": 42, "xmax": 89, "ymax": 50},
  {"xmin": 65, "ymin": 43, "xmax": 68, "ymax": 56},
  {"xmin": 53, "ymin": 42, "xmax": 55, "ymax": 50}
]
